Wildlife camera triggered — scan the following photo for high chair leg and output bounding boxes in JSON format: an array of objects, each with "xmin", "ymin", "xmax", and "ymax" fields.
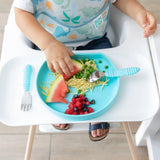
[
  {"xmin": 122, "ymin": 122, "xmax": 138, "ymax": 160},
  {"xmin": 24, "ymin": 125, "xmax": 36, "ymax": 160}
]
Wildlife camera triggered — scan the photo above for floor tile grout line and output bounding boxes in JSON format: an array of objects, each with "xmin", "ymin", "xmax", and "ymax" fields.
[{"xmin": 49, "ymin": 134, "xmax": 53, "ymax": 160}]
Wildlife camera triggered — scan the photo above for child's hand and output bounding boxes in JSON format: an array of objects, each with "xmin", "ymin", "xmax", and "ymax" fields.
[
  {"xmin": 136, "ymin": 10, "xmax": 157, "ymax": 38},
  {"xmin": 44, "ymin": 40, "xmax": 74, "ymax": 75}
]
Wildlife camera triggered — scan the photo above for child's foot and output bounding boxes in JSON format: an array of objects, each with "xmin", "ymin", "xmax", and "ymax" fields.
[
  {"xmin": 52, "ymin": 124, "xmax": 70, "ymax": 130},
  {"xmin": 89, "ymin": 122, "xmax": 110, "ymax": 141}
]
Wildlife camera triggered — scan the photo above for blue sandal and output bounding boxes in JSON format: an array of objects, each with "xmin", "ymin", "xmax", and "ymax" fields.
[{"xmin": 89, "ymin": 122, "xmax": 110, "ymax": 141}]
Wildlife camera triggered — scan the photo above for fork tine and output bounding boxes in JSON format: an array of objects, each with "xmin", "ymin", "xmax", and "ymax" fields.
[
  {"xmin": 21, "ymin": 91, "xmax": 32, "ymax": 111},
  {"xmin": 27, "ymin": 104, "xmax": 31, "ymax": 111},
  {"xmin": 21, "ymin": 104, "xmax": 24, "ymax": 111},
  {"xmin": 21, "ymin": 103, "xmax": 32, "ymax": 112},
  {"xmin": 25, "ymin": 104, "xmax": 28, "ymax": 111},
  {"xmin": 29, "ymin": 104, "xmax": 32, "ymax": 110},
  {"xmin": 23, "ymin": 104, "xmax": 26, "ymax": 111},
  {"xmin": 26, "ymin": 105, "xmax": 28, "ymax": 111},
  {"xmin": 22, "ymin": 104, "xmax": 25, "ymax": 111}
]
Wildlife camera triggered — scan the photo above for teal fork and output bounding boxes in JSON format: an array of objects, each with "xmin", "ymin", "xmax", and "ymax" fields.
[{"xmin": 21, "ymin": 65, "xmax": 32, "ymax": 111}]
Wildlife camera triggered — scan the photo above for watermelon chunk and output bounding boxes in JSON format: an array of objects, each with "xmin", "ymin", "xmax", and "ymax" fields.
[
  {"xmin": 63, "ymin": 59, "xmax": 84, "ymax": 80},
  {"xmin": 46, "ymin": 75, "xmax": 68, "ymax": 103}
]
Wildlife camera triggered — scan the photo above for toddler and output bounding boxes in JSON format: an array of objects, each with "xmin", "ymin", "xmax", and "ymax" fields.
[{"xmin": 14, "ymin": 0, "xmax": 157, "ymax": 141}]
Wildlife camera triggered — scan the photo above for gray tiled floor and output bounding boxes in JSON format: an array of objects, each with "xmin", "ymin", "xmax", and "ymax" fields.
[{"xmin": 0, "ymin": 0, "xmax": 160, "ymax": 159}]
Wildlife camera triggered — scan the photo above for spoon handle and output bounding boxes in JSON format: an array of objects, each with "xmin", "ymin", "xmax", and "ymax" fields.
[{"xmin": 105, "ymin": 67, "xmax": 140, "ymax": 77}]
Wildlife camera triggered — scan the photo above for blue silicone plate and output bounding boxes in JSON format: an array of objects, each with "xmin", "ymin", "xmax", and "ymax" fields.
[{"xmin": 36, "ymin": 52, "xmax": 120, "ymax": 121}]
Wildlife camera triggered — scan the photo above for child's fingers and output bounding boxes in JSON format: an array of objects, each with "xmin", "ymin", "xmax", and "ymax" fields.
[
  {"xmin": 64, "ymin": 56, "xmax": 74, "ymax": 72},
  {"xmin": 47, "ymin": 61, "xmax": 55, "ymax": 72},
  {"xmin": 144, "ymin": 29, "xmax": 156, "ymax": 38},
  {"xmin": 67, "ymin": 48, "xmax": 74, "ymax": 56},
  {"xmin": 52, "ymin": 61, "xmax": 63, "ymax": 74},
  {"xmin": 146, "ymin": 12, "xmax": 157, "ymax": 30},
  {"xmin": 59, "ymin": 59, "xmax": 70, "ymax": 75},
  {"xmin": 144, "ymin": 32, "xmax": 150, "ymax": 38},
  {"xmin": 144, "ymin": 22, "xmax": 157, "ymax": 37},
  {"xmin": 136, "ymin": 10, "xmax": 147, "ymax": 28},
  {"xmin": 143, "ymin": 12, "xmax": 157, "ymax": 38}
]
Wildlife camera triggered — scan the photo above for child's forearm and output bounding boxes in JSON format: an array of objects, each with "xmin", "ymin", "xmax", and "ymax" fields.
[
  {"xmin": 113, "ymin": 0, "xmax": 146, "ymax": 21},
  {"xmin": 14, "ymin": 7, "xmax": 56, "ymax": 50}
]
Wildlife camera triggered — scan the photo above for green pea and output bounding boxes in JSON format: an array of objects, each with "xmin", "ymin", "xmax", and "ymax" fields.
[
  {"xmin": 86, "ymin": 71, "xmax": 90, "ymax": 75},
  {"xmin": 82, "ymin": 93, "xmax": 86, "ymax": 97},
  {"xmin": 91, "ymin": 67, "xmax": 94, "ymax": 70},
  {"xmin": 78, "ymin": 89, "xmax": 82, "ymax": 93},
  {"xmin": 84, "ymin": 64, "xmax": 88, "ymax": 68},
  {"xmin": 90, "ymin": 68, "xmax": 94, "ymax": 73},
  {"xmin": 86, "ymin": 68, "xmax": 90, "ymax": 72},
  {"xmin": 98, "ymin": 60, "xmax": 102, "ymax": 63},
  {"xmin": 84, "ymin": 74, "xmax": 88, "ymax": 78},
  {"xmin": 82, "ymin": 59, "xmax": 85, "ymax": 63},
  {"xmin": 90, "ymin": 61, "xmax": 93, "ymax": 64},
  {"xmin": 105, "ymin": 65, "xmax": 109, "ymax": 69},
  {"xmin": 102, "ymin": 71, "xmax": 105, "ymax": 73},
  {"xmin": 85, "ymin": 58, "xmax": 89, "ymax": 61}
]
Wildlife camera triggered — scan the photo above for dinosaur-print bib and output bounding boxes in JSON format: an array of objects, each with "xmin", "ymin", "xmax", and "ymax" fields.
[{"xmin": 32, "ymin": 0, "xmax": 111, "ymax": 43}]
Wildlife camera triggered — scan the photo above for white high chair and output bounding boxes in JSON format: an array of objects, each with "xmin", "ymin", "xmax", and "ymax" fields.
[{"xmin": 0, "ymin": 2, "xmax": 160, "ymax": 160}]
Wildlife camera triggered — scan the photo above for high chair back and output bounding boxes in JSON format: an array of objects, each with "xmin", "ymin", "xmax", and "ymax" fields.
[{"xmin": 1, "ymin": 0, "xmax": 159, "ymax": 131}]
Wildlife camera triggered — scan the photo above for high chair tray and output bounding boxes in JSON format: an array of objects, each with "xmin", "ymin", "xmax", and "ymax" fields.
[{"xmin": 0, "ymin": 51, "xmax": 159, "ymax": 126}]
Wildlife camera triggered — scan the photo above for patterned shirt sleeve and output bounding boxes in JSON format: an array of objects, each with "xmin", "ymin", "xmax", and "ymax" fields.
[
  {"xmin": 111, "ymin": 0, "xmax": 117, "ymax": 3},
  {"xmin": 13, "ymin": 0, "xmax": 34, "ymax": 13}
]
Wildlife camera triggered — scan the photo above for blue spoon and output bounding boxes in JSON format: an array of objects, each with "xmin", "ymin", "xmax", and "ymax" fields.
[{"xmin": 88, "ymin": 67, "xmax": 140, "ymax": 82}]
